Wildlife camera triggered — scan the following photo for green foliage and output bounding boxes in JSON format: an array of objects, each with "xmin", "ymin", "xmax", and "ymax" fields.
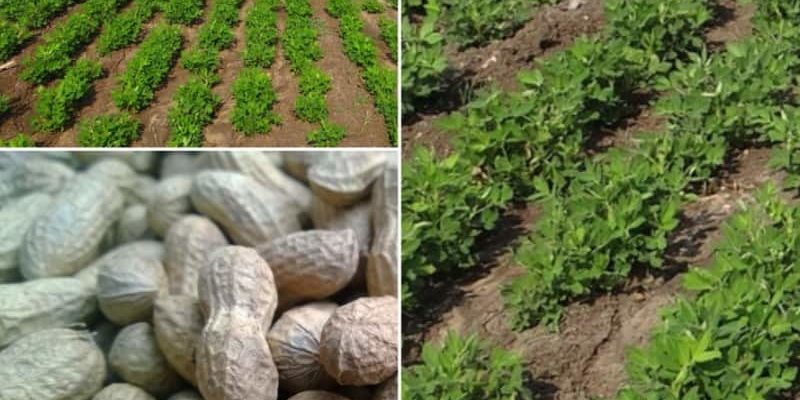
[
  {"xmin": 167, "ymin": 78, "xmax": 220, "ymax": 147},
  {"xmin": 403, "ymin": 332, "xmax": 532, "ymax": 400},
  {"xmin": 180, "ymin": 47, "xmax": 220, "ymax": 84},
  {"xmin": 378, "ymin": 17, "xmax": 397, "ymax": 61},
  {"xmin": 364, "ymin": 64, "xmax": 397, "ymax": 144},
  {"xmin": 242, "ymin": 0, "xmax": 278, "ymax": 68},
  {"xmin": 113, "ymin": 23, "xmax": 182, "ymax": 111},
  {"xmin": 96, "ymin": 0, "xmax": 159, "ymax": 55},
  {"xmin": 1, "ymin": 0, "xmax": 77, "ymax": 29},
  {"xmin": 231, "ymin": 67, "xmax": 280, "ymax": 135},
  {"xmin": 76, "ymin": 112, "xmax": 141, "ymax": 147},
  {"xmin": 0, "ymin": 20, "xmax": 30, "ymax": 62},
  {"xmin": 162, "ymin": 0, "xmax": 204, "ymax": 25},
  {"xmin": 307, "ymin": 121, "xmax": 345, "ymax": 147},
  {"xmin": 0, "ymin": 133, "xmax": 35, "ymax": 147},
  {"xmin": 295, "ymin": 92, "xmax": 328, "ymax": 122},
  {"xmin": 284, "ymin": 0, "xmax": 322, "ymax": 72},
  {"xmin": 0, "ymin": 94, "xmax": 9, "ymax": 115},
  {"xmin": 32, "ymin": 58, "xmax": 103, "ymax": 132},
  {"xmin": 401, "ymin": 0, "xmax": 447, "ymax": 114},
  {"xmin": 362, "ymin": 0, "xmax": 384, "ymax": 13},
  {"xmin": 441, "ymin": 0, "xmax": 551, "ymax": 49}
]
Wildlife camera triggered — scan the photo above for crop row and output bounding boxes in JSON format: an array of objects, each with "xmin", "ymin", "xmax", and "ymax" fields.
[
  {"xmin": 167, "ymin": 0, "xmax": 243, "ymax": 146},
  {"xmin": 20, "ymin": 0, "xmax": 125, "ymax": 84},
  {"xmin": 402, "ymin": 0, "xmax": 713, "ymax": 308},
  {"xmin": 378, "ymin": 17, "xmax": 397, "ymax": 62},
  {"xmin": 327, "ymin": 0, "xmax": 397, "ymax": 145},
  {"xmin": 96, "ymin": 0, "xmax": 159, "ymax": 55},
  {"xmin": 0, "ymin": 0, "xmax": 81, "ymax": 61},
  {"xmin": 31, "ymin": 58, "xmax": 103, "ymax": 132}
]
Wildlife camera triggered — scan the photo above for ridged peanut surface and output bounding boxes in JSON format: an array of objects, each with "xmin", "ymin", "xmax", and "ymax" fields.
[
  {"xmin": 75, "ymin": 241, "xmax": 165, "ymax": 293},
  {"xmin": 0, "ymin": 277, "xmax": 96, "ymax": 347},
  {"xmin": 92, "ymin": 383, "xmax": 156, "ymax": 400},
  {"xmin": 257, "ymin": 230, "xmax": 359, "ymax": 308},
  {"xmin": 373, "ymin": 374, "xmax": 397, "ymax": 400},
  {"xmin": 0, "ymin": 192, "xmax": 52, "ymax": 282},
  {"xmin": 287, "ymin": 391, "xmax": 351, "ymax": 400},
  {"xmin": 319, "ymin": 296, "xmax": 398, "ymax": 386},
  {"xmin": 0, "ymin": 328, "xmax": 106, "ymax": 400},
  {"xmin": 164, "ymin": 215, "xmax": 228, "ymax": 297},
  {"xmin": 109, "ymin": 323, "xmax": 183, "ymax": 398},
  {"xmin": 307, "ymin": 152, "xmax": 386, "ymax": 207},
  {"xmin": 116, "ymin": 204, "xmax": 153, "ymax": 245},
  {"xmin": 147, "ymin": 175, "xmax": 194, "ymax": 237},
  {"xmin": 267, "ymin": 302, "xmax": 337, "ymax": 394},
  {"xmin": 196, "ymin": 246, "xmax": 279, "ymax": 400},
  {"xmin": 0, "ymin": 157, "xmax": 75, "ymax": 203},
  {"xmin": 367, "ymin": 161, "xmax": 398, "ymax": 297},
  {"xmin": 97, "ymin": 257, "xmax": 167, "ymax": 325},
  {"xmin": 154, "ymin": 295, "xmax": 204, "ymax": 385},
  {"xmin": 19, "ymin": 175, "xmax": 124, "ymax": 279},
  {"xmin": 311, "ymin": 198, "xmax": 372, "ymax": 254},
  {"xmin": 190, "ymin": 171, "xmax": 301, "ymax": 246}
]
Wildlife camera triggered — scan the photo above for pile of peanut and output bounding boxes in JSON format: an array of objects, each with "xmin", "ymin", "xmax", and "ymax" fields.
[{"xmin": 0, "ymin": 151, "xmax": 398, "ymax": 400}]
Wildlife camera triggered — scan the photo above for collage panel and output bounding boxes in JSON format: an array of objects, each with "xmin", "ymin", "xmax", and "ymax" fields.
[
  {"xmin": 400, "ymin": 0, "xmax": 800, "ymax": 399},
  {"xmin": 0, "ymin": 0, "xmax": 397, "ymax": 147},
  {"xmin": 0, "ymin": 150, "xmax": 399, "ymax": 400}
]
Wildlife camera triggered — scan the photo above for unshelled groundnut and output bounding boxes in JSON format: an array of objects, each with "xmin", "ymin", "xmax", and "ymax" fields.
[
  {"xmin": 97, "ymin": 256, "xmax": 167, "ymax": 325},
  {"xmin": 319, "ymin": 296, "xmax": 398, "ymax": 386},
  {"xmin": 311, "ymin": 197, "xmax": 372, "ymax": 254},
  {"xmin": 109, "ymin": 322, "xmax": 183, "ymax": 397},
  {"xmin": 147, "ymin": 175, "xmax": 194, "ymax": 237},
  {"xmin": 92, "ymin": 383, "xmax": 156, "ymax": 400},
  {"xmin": 164, "ymin": 215, "xmax": 228, "ymax": 297},
  {"xmin": 0, "ymin": 192, "xmax": 52, "ymax": 282},
  {"xmin": 116, "ymin": 204, "xmax": 153, "ymax": 244},
  {"xmin": 196, "ymin": 246, "xmax": 279, "ymax": 400},
  {"xmin": 75, "ymin": 240, "xmax": 165, "ymax": 293},
  {"xmin": 76, "ymin": 152, "xmax": 156, "ymax": 173},
  {"xmin": 367, "ymin": 160, "xmax": 398, "ymax": 297},
  {"xmin": 0, "ymin": 156, "xmax": 75, "ymax": 203},
  {"xmin": 267, "ymin": 302, "xmax": 337, "ymax": 394},
  {"xmin": 190, "ymin": 171, "xmax": 302, "ymax": 246},
  {"xmin": 373, "ymin": 374, "xmax": 397, "ymax": 400},
  {"xmin": 257, "ymin": 230, "xmax": 359, "ymax": 308},
  {"xmin": 20, "ymin": 174, "xmax": 124, "ymax": 280},
  {"xmin": 307, "ymin": 152, "xmax": 386, "ymax": 207},
  {"xmin": 0, "ymin": 329, "xmax": 106, "ymax": 400},
  {"xmin": 0, "ymin": 277, "xmax": 96, "ymax": 347},
  {"xmin": 287, "ymin": 391, "xmax": 351, "ymax": 400},
  {"xmin": 168, "ymin": 390, "xmax": 204, "ymax": 400},
  {"xmin": 154, "ymin": 294, "xmax": 204, "ymax": 385}
]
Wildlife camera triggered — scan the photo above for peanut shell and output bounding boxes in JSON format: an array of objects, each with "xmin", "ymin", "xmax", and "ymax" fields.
[
  {"xmin": 75, "ymin": 241, "xmax": 165, "ymax": 293},
  {"xmin": 93, "ymin": 384, "xmax": 156, "ymax": 400},
  {"xmin": 311, "ymin": 197, "xmax": 372, "ymax": 254},
  {"xmin": 109, "ymin": 322, "xmax": 183, "ymax": 397},
  {"xmin": 307, "ymin": 152, "xmax": 386, "ymax": 207},
  {"xmin": 116, "ymin": 204, "xmax": 154, "ymax": 245},
  {"xmin": 0, "ymin": 156, "xmax": 74, "ymax": 203},
  {"xmin": 373, "ymin": 374, "xmax": 397, "ymax": 400},
  {"xmin": 97, "ymin": 257, "xmax": 167, "ymax": 325},
  {"xmin": 164, "ymin": 215, "xmax": 228, "ymax": 297},
  {"xmin": 154, "ymin": 295, "xmax": 204, "ymax": 385},
  {"xmin": 287, "ymin": 392, "xmax": 350, "ymax": 400},
  {"xmin": 147, "ymin": 175, "xmax": 194, "ymax": 237},
  {"xmin": 0, "ymin": 192, "xmax": 52, "ymax": 282},
  {"xmin": 160, "ymin": 153, "xmax": 201, "ymax": 178},
  {"xmin": 367, "ymin": 161, "xmax": 398, "ymax": 297}
]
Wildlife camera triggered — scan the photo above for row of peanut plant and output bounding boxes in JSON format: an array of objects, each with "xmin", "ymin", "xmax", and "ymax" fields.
[
  {"xmin": 0, "ymin": 0, "xmax": 82, "ymax": 61},
  {"xmin": 327, "ymin": 0, "xmax": 397, "ymax": 145}
]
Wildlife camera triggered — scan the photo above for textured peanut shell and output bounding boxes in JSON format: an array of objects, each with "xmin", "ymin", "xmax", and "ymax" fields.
[
  {"xmin": 147, "ymin": 175, "xmax": 194, "ymax": 237},
  {"xmin": 204, "ymin": 152, "xmax": 312, "ymax": 211},
  {"xmin": 367, "ymin": 162, "xmax": 398, "ymax": 297},
  {"xmin": 0, "ymin": 277, "xmax": 97, "ymax": 347},
  {"xmin": 93, "ymin": 384, "xmax": 156, "ymax": 400},
  {"xmin": 283, "ymin": 152, "xmax": 316, "ymax": 182},
  {"xmin": 267, "ymin": 302, "xmax": 337, "ymax": 394},
  {"xmin": 116, "ymin": 204, "xmax": 154, "ymax": 244},
  {"xmin": 0, "ymin": 192, "xmax": 52, "ymax": 282},
  {"xmin": 160, "ymin": 153, "xmax": 201, "ymax": 178},
  {"xmin": 86, "ymin": 160, "xmax": 157, "ymax": 207},
  {"xmin": 319, "ymin": 296, "xmax": 398, "ymax": 386},
  {"xmin": 0, "ymin": 328, "xmax": 106, "ymax": 400},
  {"xmin": 311, "ymin": 197, "xmax": 372, "ymax": 254},
  {"xmin": 97, "ymin": 257, "xmax": 167, "ymax": 325},
  {"xmin": 287, "ymin": 392, "xmax": 350, "ymax": 400},
  {"xmin": 307, "ymin": 153, "xmax": 386, "ymax": 207},
  {"xmin": 373, "ymin": 374, "xmax": 397, "ymax": 400},
  {"xmin": 190, "ymin": 171, "xmax": 301, "ymax": 246},
  {"xmin": 19, "ymin": 175, "xmax": 125, "ymax": 279},
  {"xmin": 196, "ymin": 246, "xmax": 279, "ymax": 400},
  {"xmin": 257, "ymin": 230, "xmax": 359, "ymax": 308},
  {"xmin": 109, "ymin": 322, "xmax": 183, "ymax": 397},
  {"xmin": 168, "ymin": 390, "xmax": 204, "ymax": 400},
  {"xmin": 75, "ymin": 241, "xmax": 165, "ymax": 293},
  {"xmin": 76, "ymin": 152, "xmax": 156, "ymax": 173},
  {"xmin": 0, "ymin": 157, "xmax": 74, "ymax": 203},
  {"xmin": 164, "ymin": 215, "xmax": 228, "ymax": 297},
  {"xmin": 154, "ymin": 295, "xmax": 204, "ymax": 385}
]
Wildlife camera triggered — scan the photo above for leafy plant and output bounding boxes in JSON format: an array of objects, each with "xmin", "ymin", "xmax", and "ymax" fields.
[
  {"xmin": 167, "ymin": 78, "xmax": 220, "ymax": 147},
  {"xmin": 0, "ymin": 133, "xmax": 35, "ymax": 147},
  {"xmin": 401, "ymin": 0, "xmax": 447, "ymax": 114},
  {"xmin": 181, "ymin": 48, "xmax": 221, "ymax": 85},
  {"xmin": 0, "ymin": 20, "xmax": 30, "ymax": 62},
  {"xmin": 1, "ymin": 0, "xmax": 77, "ymax": 29},
  {"xmin": 241, "ymin": 0, "xmax": 279, "ymax": 68},
  {"xmin": 378, "ymin": 17, "xmax": 397, "ymax": 61},
  {"xmin": 0, "ymin": 94, "xmax": 9, "ymax": 115},
  {"xmin": 295, "ymin": 92, "xmax": 328, "ymax": 123},
  {"xmin": 307, "ymin": 121, "xmax": 345, "ymax": 147},
  {"xmin": 76, "ymin": 112, "xmax": 141, "ymax": 147},
  {"xmin": 231, "ymin": 67, "xmax": 280, "ymax": 134},
  {"xmin": 362, "ymin": 0, "xmax": 384, "ymax": 13},
  {"xmin": 403, "ymin": 332, "xmax": 532, "ymax": 400},
  {"xmin": 161, "ymin": 0, "xmax": 204, "ymax": 25},
  {"xmin": 440, "ymin": 0, "xmax": 548, "ymax": 49},
  {"xmin": 32, "ymin": 58, "xmax": 103, "ymax": 132},
  {"xmin": 96, "ymin": 0, "xmax": 159, "ymax": 55}
]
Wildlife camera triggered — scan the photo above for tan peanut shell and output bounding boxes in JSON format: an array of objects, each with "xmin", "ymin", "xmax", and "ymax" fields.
[
  {"xmin": 0, "ymin": 329, "xmax": 106, "ymax": 400},
  {"xmin": 0, "ymin": 277, "xmax": 97, "ymax": 347},
  {"xmin": 168, "ymin": 390, "xmax": 204, "ymax": 400},
  {"xmin": 75, "ymin": 241, "xmax": 165, "ymax": 293},
  {"xmin": 0, "ymin": 192, "xmax": 52, "ymax": 282},
  {"xmin": 287, "ymin": 392, "xmax": 350, "ymax": 400},
  {"xmin": 204, "ymin": 152, "xmax": 312, "ymax": 211},
  {"xmin": 367, "ymin": 162, "xmax": 398, "ymax": 297},
  {"xmin": 160, "ymin": 153, "xmax": 201, "ymax": 178},
  {"xmin": 283, "ymin": 152, "xmax": 316, "ymax": 182},
  {"xmin": 190, "ymin": 171, "xmax": 301, "ymax": 246},
  {"xmin": 154, "ymin": 295, "xmax": 204, "ymax": 385},
  {"xmin": 267, "ymin": 302, "xmax": 337, "ymax": 394},
  {"xmin": 147, "ymin": 175, "xmax": 194, "ymax": 237},
  {"xmin": 19, "ymin": 174, "xmax": 124, "ymax": 279},
  {"xmin": 0, "ymin": 156, "xmax": 75, "ymax": 203},
  {"xmin": 257, "ymin": 229, "xmax": 359, "ymax": 308},
  {"xmin": 196, "ymin": 246, "xmax": 279, "ymax": 400},
  {"xmin": 116, "ymin": 204, "xmax": 154, "ymax": 244},
  {"xmin": 373, "ymin": 374, "xmax": 397, "ymax": 400},
  {"xmin": 164, "ymin": 215, "xmax": 228, "ymax": 297},
  {"xmin": 311, "ymin": 197, "xmax": 372, "ymax": 254},
  {"xmin": 87, "ymin": 159, "xmax": 157, "ymax": 207},
  {"xmin": 76, "ymin": 152, "xmax": 156, "ymax": 173},
  {"xmin": 93, "ymin": 384, "xmax": 156, "ymax": 400},
  {"xmin": 97, "ymin": 257, "xmax": 167, "ymax": 325},
  {"xmin": 319, "ymin": 296, "xmax": 398, "ymax": 386},
  {"xmin": 109, "ymin": 322, "xmax": 183, "ymax": 397},
  {"xmin": 307, "ymin": 152, "xmax": 386, "ymax": 207}
]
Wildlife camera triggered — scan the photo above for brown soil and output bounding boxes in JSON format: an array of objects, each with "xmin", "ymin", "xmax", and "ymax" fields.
[{"xmin": 0, "ymin": 0, "xmax": 396, "ymax": 147}]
